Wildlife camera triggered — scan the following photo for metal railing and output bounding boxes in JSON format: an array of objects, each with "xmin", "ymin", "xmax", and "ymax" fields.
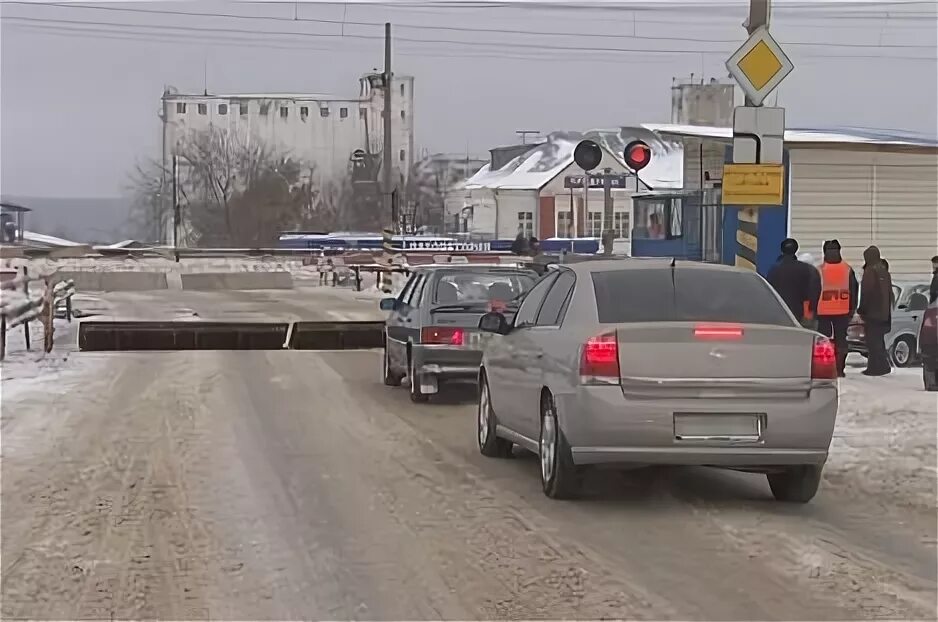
[{"xmin": 0, "ymin": 268, "xmax": 76, "ymax": 360}]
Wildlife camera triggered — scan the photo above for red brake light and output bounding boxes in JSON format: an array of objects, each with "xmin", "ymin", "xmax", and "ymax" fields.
[
  {"xmin": 694, "ymin": 323, "xmax": 744, "ymax": 340},
  {"xmin": 421, "ymin": 326, "xmax": 464, "ymax": 345},
  {"xmin": 580, "ymin": 332, "xmax": 620, "ymax": 382},
  {"xmin": 812, "ymin": 336, "xmax": 837, "ymax": 380}
]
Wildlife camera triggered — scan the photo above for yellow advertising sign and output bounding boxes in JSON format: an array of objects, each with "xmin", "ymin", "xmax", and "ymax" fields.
[{"xmin": 722, "ymin": 164, "xmax": 785, "ymax": 206}]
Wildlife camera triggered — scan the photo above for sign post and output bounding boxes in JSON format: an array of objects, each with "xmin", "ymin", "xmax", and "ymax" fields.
[{"xmin": 724, "ymin": 0, "xmax": 790, "ymax": 272}]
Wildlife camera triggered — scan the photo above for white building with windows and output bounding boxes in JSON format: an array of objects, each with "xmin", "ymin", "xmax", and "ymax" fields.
[
  {"xmin": 460, "ymin": 128, "xmax": 683, "ymax": 250},
  {"xmin": 159, "ymin": 72, "xmax": 414, "ymax": 242}
]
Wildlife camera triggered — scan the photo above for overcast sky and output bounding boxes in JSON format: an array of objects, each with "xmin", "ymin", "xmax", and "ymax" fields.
[{"xmin": 1, "ymin": 0, "xmax": 936, "ymax": 198}]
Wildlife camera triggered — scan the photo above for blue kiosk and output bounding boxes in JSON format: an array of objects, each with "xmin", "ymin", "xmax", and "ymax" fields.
[{"xmin": 630, "ymin": 149, "xmax": 790, "ymax": 277}]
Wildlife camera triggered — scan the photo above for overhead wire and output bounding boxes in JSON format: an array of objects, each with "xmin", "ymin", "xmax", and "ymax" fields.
[
  {"xmin": 2, "ymin": 14, "xmax": 934, "ymax": 59},
  {"xmin": 3, "ymin": 1, "xmax": 936, "ymax": 46}
]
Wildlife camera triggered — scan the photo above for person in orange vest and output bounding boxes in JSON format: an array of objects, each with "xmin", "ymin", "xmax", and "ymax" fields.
[{"xmin": 816, "ymin": 239, "xmax": 859, "ymax": 377}]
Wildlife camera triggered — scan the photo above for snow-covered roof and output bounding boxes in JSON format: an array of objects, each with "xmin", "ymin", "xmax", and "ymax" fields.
[
  {"xmin": 466, "ymin": 127, "xmax": 683, "ymax": 191},
  {"xmin": 21, "ymin": 231, "xmax": 84, "ymax": 247},
  {"xmin": 644, "ymin": 123, "xmax": 938, "ymax": 149}
]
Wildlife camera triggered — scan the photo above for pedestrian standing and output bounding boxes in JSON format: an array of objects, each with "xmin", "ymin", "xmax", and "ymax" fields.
[
  {"xmin": 767, "ymin": 238, "xmax": 820, "ymax": 329},
  {"xmin": 929, "ymin": 254, "xmax": 938, "ymax": 303},
  {"xmin": 858, "ymin": 245, "xmax": 893, "ymax": 376},
  {"xmin": 816, "ymin": 240, "xmax": 858, "ymax": 377}
]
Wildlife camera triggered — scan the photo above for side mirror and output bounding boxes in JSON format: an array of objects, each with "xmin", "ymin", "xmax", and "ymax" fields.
[
  {"xmin": 379, "ymin": 297, "xmax": 398, "ymax": 311},
  {"xmin": 479, "ymin": 312, "xmax": 509, "ymax": 335}
]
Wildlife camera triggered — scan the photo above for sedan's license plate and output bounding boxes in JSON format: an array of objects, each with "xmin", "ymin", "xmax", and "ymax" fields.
[{"xmin": 673, "ymin": 413, "xmax": 763, "ymax": 441}]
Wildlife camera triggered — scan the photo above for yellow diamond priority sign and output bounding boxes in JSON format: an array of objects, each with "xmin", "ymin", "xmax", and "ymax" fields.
[{"xmin": 726, "ymin": 26, "xmax": 794, "ymax": 106}]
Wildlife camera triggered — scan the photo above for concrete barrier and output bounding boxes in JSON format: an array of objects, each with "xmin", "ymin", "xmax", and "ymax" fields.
[
  {"xmin": 180, "ymin": 271, "xmax": 294, "ymax": 291},
  {"xmin": 54, "ymin": 271, "xmax": 168, "ymax": 291}
]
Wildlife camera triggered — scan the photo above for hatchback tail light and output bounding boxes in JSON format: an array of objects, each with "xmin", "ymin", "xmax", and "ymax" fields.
[
  {"xmin": 811, "ymin": 336, "xmax": 837, "ymax": 380},
  {"xmin": 421, "ymin": 326, "xmax": 464, "ymax": 346},
  {"xmin": 694, "ymin": 323, "xmax": 744, "ymax": 340},
  {"xmin": 579, "ymin": 332, "xmax": 620, "ymax": 384}
]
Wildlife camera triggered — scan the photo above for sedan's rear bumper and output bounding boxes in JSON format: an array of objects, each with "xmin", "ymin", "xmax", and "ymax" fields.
[
  {"xmin": 572, "ymin": 446, "xmax": 828, "ymax": 466},
  {"xmin": 554, "ymin": 384, "xmax": 837, "ymax": 468}
]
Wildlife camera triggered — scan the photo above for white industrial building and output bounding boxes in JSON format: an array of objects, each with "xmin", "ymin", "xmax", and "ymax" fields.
[
  {"xmin": 160, "ymin": 72, "xmax": 414, "ymax": 241},
  {"xmin": 459, "ymin": 128, "xmax": 684, "ymax": 249},
  {"xmin": 649, "ymin": 124, "xmax": 938, "ymax": 279}
]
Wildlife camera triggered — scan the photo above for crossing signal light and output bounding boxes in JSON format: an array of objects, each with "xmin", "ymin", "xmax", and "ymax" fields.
[
  {"xmin": 573, "ymin": 140, "xmax": 603, "ymax": 172},
  {"xmin": 623, "ymin": 140, "xmax": 651, "ymax": 171}
]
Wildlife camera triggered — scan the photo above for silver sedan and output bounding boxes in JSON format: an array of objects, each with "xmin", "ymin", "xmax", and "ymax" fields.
[{"xmin": 476, "ymin": 259, "xmax": 839, "ymax": 503}]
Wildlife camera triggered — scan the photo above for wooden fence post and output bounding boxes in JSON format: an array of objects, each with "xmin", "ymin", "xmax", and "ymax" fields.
[{"xmin": 22, "ymin": 266, "xmax": 30, "ymax": 351}]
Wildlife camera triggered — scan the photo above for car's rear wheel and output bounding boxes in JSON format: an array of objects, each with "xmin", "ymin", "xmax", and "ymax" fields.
[
  {"xmin": 890, "ymin": 336, "xmax": 916, "ymax": 368},
  {"xmin": 539, "ymin": 392, "xmax": 581, "ymax": 499},
  {"xmin": 382, "ymin": 344, "xmax": 402, "ymax": 386},
  {"xmin": 767, "ymin": 465, "xmax": 823, "ymax": 503},
  {"xmin": 478, "ymin": 373, "xmax": 513, "ymax": 458},
  {"xmin": 408, "ymin": 355, "xmax": 429, "ymax": 403}
]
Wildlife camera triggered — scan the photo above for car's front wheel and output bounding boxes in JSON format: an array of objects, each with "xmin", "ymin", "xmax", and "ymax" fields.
[
  {"xmin": 767, "ymin": 464, "xmax": 823, "ymax": 503},
  {"xmin": 478, "ymin": 373, "xmax": 513, "ymax": 458},
  {"xmin": 890, "ymin": 336, "xmax": 916, "ymax": 368},
  {"xmin": 382, "ymin": 344, "xmax": 402, "ymax": 386},
  {"xmin": 539, "ymin": 392, "xmax": 581, "ymax": 499}
]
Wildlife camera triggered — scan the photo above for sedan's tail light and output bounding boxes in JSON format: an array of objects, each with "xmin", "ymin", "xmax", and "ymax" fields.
[
  {"xmin": 421, "ymin": 326, "xmax": 464, "ymax": 346},
  {"xmin": 580, "ymin": 332, "xmax": 620, "ymax": 384},
  {"xmin": 812, "ymin": 336, "xmax": 837, "ymax": 380}
]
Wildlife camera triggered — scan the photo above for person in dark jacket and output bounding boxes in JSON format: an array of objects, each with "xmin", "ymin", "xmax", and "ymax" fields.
[
  {"xmin": 929, "ymin": 255, "xmax": 938, "ymax": 303},
  {"xmin": 815, "ymin": 240, "xmax": 859, "ymax": 377},
  {"xmin": 767, "ymin": 238, "xmax": 821, "ymax": 329},
  {"xmin": 510, "ymin": 230, "xmax": 529, "ymax": 256},
  {"xmin": 858, "ymin": 245, "xmax": 893, "ymax": 376}
]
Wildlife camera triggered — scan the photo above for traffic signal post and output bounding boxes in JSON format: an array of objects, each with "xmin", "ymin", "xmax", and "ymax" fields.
[
  {"xmin": 568, "ymin": 139, "xmax": 652, "ymax": 256},
  {"xmin": 723, "ymin": 0, "xmax": 791, "ymax": 272}
]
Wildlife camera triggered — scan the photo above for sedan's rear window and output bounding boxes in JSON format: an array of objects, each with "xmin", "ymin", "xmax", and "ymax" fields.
[
  {"xmin": 434, "ymin": 271, "xmax": 536, "ymax": 305},
  {"xmin": 591, "ymin": 268, "xmax": 793, "ymax": 326}
]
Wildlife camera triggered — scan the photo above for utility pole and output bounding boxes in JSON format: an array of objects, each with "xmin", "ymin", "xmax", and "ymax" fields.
[
  {"xmin": 382, "ymin": 22, "xmax": 395, "ymax": 233},
  {"xmin": 172, "ymin": 155, "xmax": 180, "ymax": 262},
  {"xmin": 744, "ymin": 0, "xmax": 771, "ymax": 104}
]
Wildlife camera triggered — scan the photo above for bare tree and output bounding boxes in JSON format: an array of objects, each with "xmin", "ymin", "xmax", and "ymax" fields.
[{"xmin": 126, "ymin": 158, "xmax": 169, "ymax": 243}]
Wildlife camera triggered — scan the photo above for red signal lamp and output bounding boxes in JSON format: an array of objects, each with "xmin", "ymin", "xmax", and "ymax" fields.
[{"xmin": 623, "ymin": 140, "xmax": 651, "ymax": 172}]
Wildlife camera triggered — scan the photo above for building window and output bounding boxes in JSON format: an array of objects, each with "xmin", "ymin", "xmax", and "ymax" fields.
[
  {"xmin": 633, "ymin": 199, "xmax": 682, "ymax": 240},
  {"xmin": 259, "ymin": 102, "xmax": 270, "ymax": 116},
  {"xmin": 176, "ymin": 102, "xmax": 186, "ymax": 114},
  {"xmin": 320, "ymin": 107, "xmax": 330, "ymax": 118},
  {"xmin": 556, "ymin": 211, "xmax": 573, "ymax": 237},
  {"xmin": 280, "ymin": 106, "xmax": 289, "ymax": 119},
  {"xmin": 240, "ymin": 102, "xmax": 248, "ymax": 116},
  {"xmin": 340, "ymin": 107, "xmax": 348, "ymax": 119},
  {"xmin": 197, "ymin": 103, "xmax": 207, "ymax": 115},
  {"xmin": 400, "ymin": 83, "xmax": 405, "ymax": 97},
  {"xmin": 613, "ymin": 211, "xmax": 630, "ymax": 239},
  {"xmin": 586, "ymin": 211, "xmax": 602, "ymax": 237},
  {"xmin": 300, "ymin": 106, "xmax": 309, "ymax": 121},
  {"xmin": 399, "ymin": 149, "xmax": 406, "ymax": 162},
  {"xmin": 359, "ymin": 108, "xmax": 367, "ymax": 119},
  {"xmin": 518, "ymin": 211, "xmax": 534, "ymax": 238},
  {"xmin": 400, "ymin": 110, "xmax": 406, "ymax": 121},
  {"xmin": 218, "ymin": 104, "xmax": 228, "ymax": 115}
]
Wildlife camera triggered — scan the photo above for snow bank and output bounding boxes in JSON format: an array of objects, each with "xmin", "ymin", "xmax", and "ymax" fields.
[{"xmin": 828, "ymin": 363, "xmax": 937, "ymax": 511}]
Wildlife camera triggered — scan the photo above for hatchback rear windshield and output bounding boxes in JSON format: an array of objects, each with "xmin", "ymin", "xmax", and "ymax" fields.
[
  {"xmin": 591, "ymin": 268, "xmax": 793, "ymax": 326},
  {"xmin": 434, "ymin": 271, "xmax": 536, "ymax": 305}
]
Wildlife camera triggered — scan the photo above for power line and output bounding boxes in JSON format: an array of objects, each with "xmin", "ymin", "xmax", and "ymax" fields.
[
  {"xmin": 7, "ymin": 20, "xmax": 934, "ymax": 63},
  {"xmin": 4, "ymin": 2, "xmax": 935, "ymax": 48},
  {"xmin": 2, "ymin": 14, "xmax": 935, "ymax": 58}
]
